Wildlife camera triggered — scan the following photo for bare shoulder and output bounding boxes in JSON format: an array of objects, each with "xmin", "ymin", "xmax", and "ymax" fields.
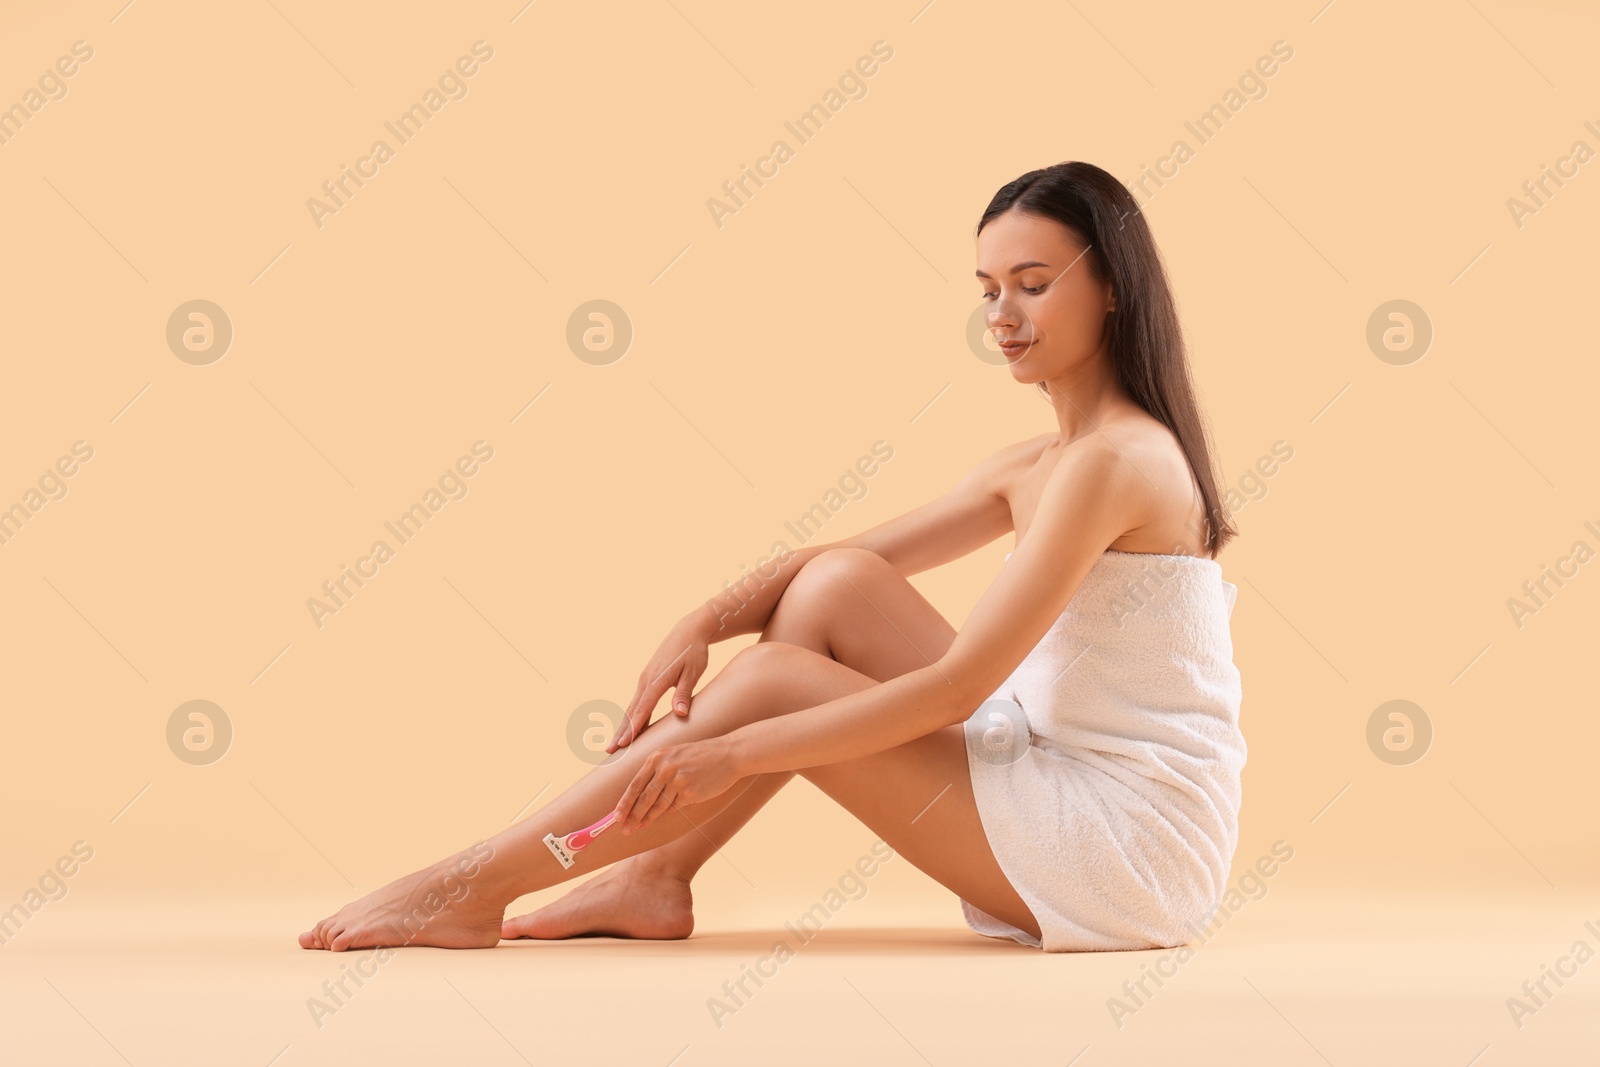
[
  {"xmin": 1085, "ymin": 409, "xmax": 1206, "ymax": 551},
  {"xmin": 996, "ymin": 431, "xmax": 1059, "ymax": 467},
  {"xmin": 1044, "ymin": 429, "xmax": 1150, "ymax": 499},
  {"xmin": 962, "ymin": 432, "xmax": 1058, "ymax": 493},
  {"xmin": 1093, "ymin": 410, "xmax": 1191, "ymax": 481}
]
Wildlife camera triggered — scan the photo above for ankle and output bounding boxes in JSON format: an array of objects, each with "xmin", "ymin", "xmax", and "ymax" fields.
[
  {"xmin": 628, "ymin": 851, "xmax": 696, "ymax": 884},
  {"xmin": 441, "ymin": 841, "xmax": 517, "ymax": 907}
]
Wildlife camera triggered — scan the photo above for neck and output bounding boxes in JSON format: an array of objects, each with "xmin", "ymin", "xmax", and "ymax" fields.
[{"xmin": 1042, "ymin": 351, "xmax": 1125, "ymax": 441}]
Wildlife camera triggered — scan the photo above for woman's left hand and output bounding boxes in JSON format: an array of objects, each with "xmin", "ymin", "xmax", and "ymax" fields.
[{"xmin": 613, "ymin": 738, "xmax": 742, "ymax": 834}]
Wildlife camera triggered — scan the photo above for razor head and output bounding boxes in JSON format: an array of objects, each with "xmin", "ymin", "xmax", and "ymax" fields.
[{"xmin": 543, "ymin": 832, "xmax": 576, "ymax": 869}]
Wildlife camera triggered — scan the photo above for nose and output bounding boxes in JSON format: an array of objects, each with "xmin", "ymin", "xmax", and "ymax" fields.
[
  {"xmin": 987, "ymin": 297, "xmax": 1033, "ymax": 340},
  {"xmin": 986, "ymin": 299, "xmax": 1020, "ymax": 332}
]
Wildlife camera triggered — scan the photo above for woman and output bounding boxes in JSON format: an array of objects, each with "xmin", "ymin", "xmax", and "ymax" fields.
[{"xmin": 300, "ymin": 160, "xmax": 1245, "ymax": 953}]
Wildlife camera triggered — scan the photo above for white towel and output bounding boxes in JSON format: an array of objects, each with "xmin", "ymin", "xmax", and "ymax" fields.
[{"xmin": 959, "ymin": 549, "xmax": 1245, "ymax": 951}]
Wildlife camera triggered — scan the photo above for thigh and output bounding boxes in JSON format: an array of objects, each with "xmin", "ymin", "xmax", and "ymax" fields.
[
  {"xmin": 760, "ymin": 547, "xmax": 956, "ymax": 683},
  {"xmin": 800, "ymin": 724, "xmax": 1043, "ymax": 941},
  {"xmin": 692, "ymin": 642, "xmax": 1038, "ymax": 938}
]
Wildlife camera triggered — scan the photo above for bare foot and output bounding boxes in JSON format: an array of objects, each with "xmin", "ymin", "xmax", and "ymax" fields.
[
  {"xmin": 299, "ymin": 844, "xmax": 504, "ymax": 951},
  {"xmin": 501, "ymin": 857, "xmax": 694, "ymax": 941}
]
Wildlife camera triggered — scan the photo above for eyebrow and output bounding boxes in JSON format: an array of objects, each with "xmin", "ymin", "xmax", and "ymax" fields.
[{"xmin": 974, "ymin": 261, "xmax": 1051, "ymax": 279}]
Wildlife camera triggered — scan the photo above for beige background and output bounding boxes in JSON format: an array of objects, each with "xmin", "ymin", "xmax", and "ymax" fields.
[{"xmin": 2, "ymin": 0, "xmax": 1596, "ymax": 1063}]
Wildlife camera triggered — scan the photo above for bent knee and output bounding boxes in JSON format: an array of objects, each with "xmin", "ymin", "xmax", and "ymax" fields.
[
  {"xmin": 642, "ymin": 642, "xmax": 820, "ymax": 743},
  {"xmin": 784, "ymin": 547, "xmax": 891, "ymax": 607},
  {"xmin": 727, "ymin": 639, "xmax": 815, "ymax": 676},
  {"xmin": 724, "ymin": 640, "xmax": 865, "ymax": 707}
]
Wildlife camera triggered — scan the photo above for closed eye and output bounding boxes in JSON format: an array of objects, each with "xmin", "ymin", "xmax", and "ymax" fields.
[{"xmin": 981, "ymin": 286, "xmax": 1045, "ymax": 300}]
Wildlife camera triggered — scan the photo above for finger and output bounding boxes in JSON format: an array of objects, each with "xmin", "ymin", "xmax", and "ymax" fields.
[
  {"xmin": 627, "ymin": 706, "xmax": 665, "ymax": 747},
  {"xmin": 613, "ymin": 644, "xmax": 694, "ymax": 750},
  {"xmin": 610, "ymin": 700, "xmax": 644, "ymax": 752},
  {"xmin": 613, "ymin": 767, "xmax": 648, "ymax": 825},
  {"xmin": 609, "ymin": 709, "xmax": 640, "ymax": 752},
  {"xmin": 623, "ymin": 673, "xmax": 650, "ymax": 725},
  {"xmin": 625, "ymin": 779, "xmax": 664, "ymax": 834},
  {"xmin": 608, "ymin": 679, "xmax": 648, "ymax": 753},
  {"xmin": 624, "ymin": 763, "xmax": 667, "ymax": 833},
  {"xmin": 672, "ymin": 667, "xmax": 695, "ymax": 715},
  {"xmin": 638, "ymin": 784, "xmax": 679, "ymax": 830},
  {"xmin": 610, "ymin": 671, "xmax": 666, "ymax": 752},
  {"xmin": 610, "ymin": 700, "xmax": 654, "ymax": 752}
]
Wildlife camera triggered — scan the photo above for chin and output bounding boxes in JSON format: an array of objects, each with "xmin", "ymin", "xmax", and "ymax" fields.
[{"xmin": 1005, "ymin": 360, "xmax": 1043, "ymax": 384}]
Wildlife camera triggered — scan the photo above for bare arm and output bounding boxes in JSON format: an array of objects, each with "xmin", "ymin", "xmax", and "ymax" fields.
[
  {"xmin": 613, "ymin": 438, "xmax": 1034, "ymax": 751},
  {"xmin": 610, "ymin": 440, "xmax": 1158, "ymax": 828},
  {"xmin": 719, "ymin": 441, "xmax": 1151, "ymax": 774},
  {"xmin": 686, "ymin": 439, "xmax": 1032, "ymax": 643}
]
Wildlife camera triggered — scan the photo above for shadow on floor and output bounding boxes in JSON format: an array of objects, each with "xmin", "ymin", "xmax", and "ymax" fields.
[{"xmin": 494, "ymin": 926, "xmax": 1047, "ymax": 956}]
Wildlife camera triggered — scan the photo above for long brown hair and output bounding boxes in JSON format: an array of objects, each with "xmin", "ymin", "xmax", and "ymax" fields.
[{"xmin": 976, "ymin": 161, "xmax": 1237, "ymax": 558}]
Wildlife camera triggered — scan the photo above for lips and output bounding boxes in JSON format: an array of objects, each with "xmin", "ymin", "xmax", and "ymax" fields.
[{"xmin": 997, "ymin": 339, "xmax": 1035, "ymax": 356}]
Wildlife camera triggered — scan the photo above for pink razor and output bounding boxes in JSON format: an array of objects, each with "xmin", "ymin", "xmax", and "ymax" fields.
[{"xmin": 542, "ymin": 810, "xmax": 620, "ymax": 869}]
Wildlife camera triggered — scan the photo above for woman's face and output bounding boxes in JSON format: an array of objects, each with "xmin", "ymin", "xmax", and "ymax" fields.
[{"xmin": 975, "ymin": 209, "xmax": 1115, "ymax": 385}]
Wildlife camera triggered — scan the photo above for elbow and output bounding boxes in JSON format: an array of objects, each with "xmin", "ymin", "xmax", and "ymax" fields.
[
  {"xmin": 929, "ymin": 660, "xmax": 989, "ymax": 728},
  {"xmin": 943, "ymin": 705, "xmax": 976, "ymax": 731}
]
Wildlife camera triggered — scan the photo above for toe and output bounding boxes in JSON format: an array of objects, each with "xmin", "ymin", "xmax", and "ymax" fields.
[
  {"xmin": 501, "ymin": 913, "xmax": 531, "ymax": 939},
  {"xmin": 298, "ymin": 929, "xmax": 321, "ymax": 949}
]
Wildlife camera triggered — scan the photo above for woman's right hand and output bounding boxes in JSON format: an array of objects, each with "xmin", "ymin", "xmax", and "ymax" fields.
[{"xmin": 606, "ymin": 611, "xmax": 714, "ymax": 754}]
